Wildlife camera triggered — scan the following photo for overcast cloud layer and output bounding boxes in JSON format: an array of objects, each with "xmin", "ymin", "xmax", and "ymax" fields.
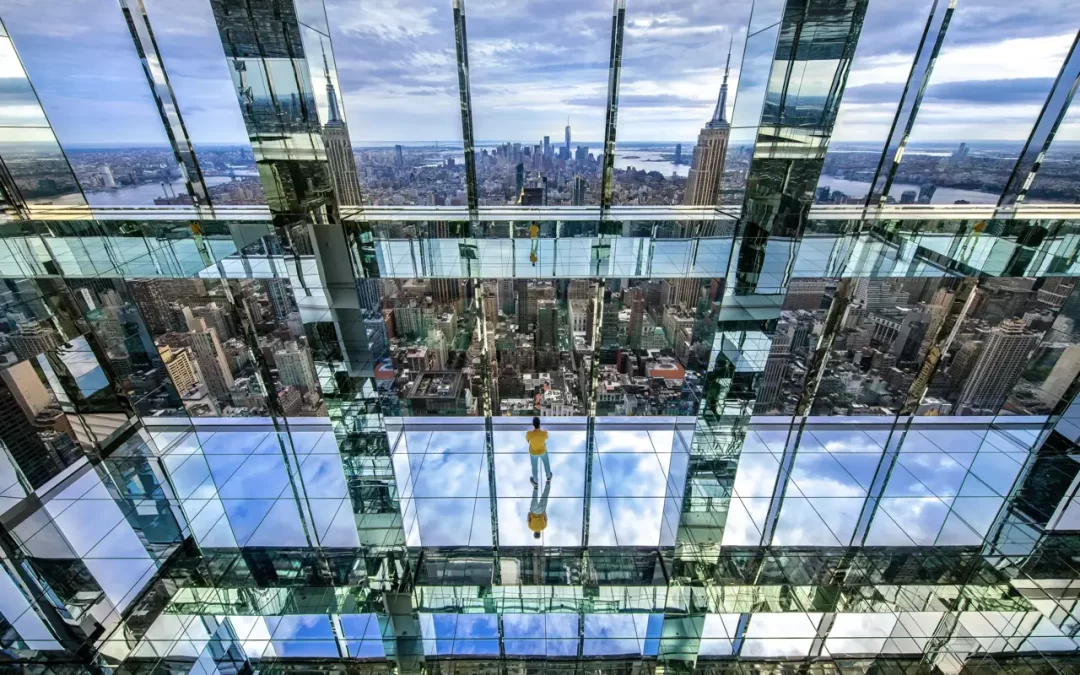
[{"xmin": 0, "ymin": 0, "xmax": 1075, "ymax": 145}]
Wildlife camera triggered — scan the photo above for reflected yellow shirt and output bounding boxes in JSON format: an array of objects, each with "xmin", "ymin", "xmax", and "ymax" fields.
[
  {"xmin": 528, "ymin": 512, "xmax": 547, "ymax": 532},
  {"xmin": 529, "ymin": 224, "xmax": 539, "ymax": 239},
  {"xmin": 526, "ymin": 429, "xmax": 548, "ymax": 456}
]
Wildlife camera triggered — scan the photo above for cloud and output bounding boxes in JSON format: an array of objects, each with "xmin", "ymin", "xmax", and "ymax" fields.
[
  {"xmin": 3, "ymin": 0, "xmax": 1074, "ymax": 146},
  {"xmin": 925, "ymin": 78, "xmax": 1058, "ymax": 105}
]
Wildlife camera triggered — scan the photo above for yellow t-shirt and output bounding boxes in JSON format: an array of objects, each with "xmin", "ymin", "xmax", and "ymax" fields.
[
  {"xmin": 528, "ymin": 512, "xmax": 547, "ymax": 532},
  {"xmin": 529, "ymin": 224, "xmax": 539, "ymax": 239},
  {"xmin": 526, "ymin": 429, "xmax": 548, "ymax": 456}
]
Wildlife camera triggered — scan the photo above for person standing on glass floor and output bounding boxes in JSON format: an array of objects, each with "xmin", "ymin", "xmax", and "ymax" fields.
[{"xmin": 526, "ymin": 416, "xmax": 552, "ymax": 487}]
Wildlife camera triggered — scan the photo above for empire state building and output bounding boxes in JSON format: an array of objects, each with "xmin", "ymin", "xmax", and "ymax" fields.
[
  {"xmin": 320, "ymin": 45, "xmax": 363, "ymax": 207},
  {"xmin": 684, "ymin": 50, "xmax": 731, "ymax": 206}
]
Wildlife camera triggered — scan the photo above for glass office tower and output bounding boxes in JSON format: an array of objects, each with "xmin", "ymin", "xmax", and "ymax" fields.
[{"xmin": 0, "ymin": 0, "xmax": 1077, "ymax": 672}]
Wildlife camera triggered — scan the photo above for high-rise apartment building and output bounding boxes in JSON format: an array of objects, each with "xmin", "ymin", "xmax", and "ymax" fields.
[
  {"xmin": 159, "ymin": 344, "xmax": 199, "ymax": 395},
  {"xmin": 275, "ymin": 342, "xmax": 319, "ymax": 390},
  {"xmin": 8, "ymin": 323, "xmax": 59, "ymax": 361}
]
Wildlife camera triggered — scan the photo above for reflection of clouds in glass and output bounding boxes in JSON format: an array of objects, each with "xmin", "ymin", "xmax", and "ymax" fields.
[
  {"xmin": 339, "ymin": 613, "xmax": 385, "ymax": 658},
  {"xmin": 773, "ymin": 496, "xmax": 862, "ymax": 546},
  {"xmin": 42, "ymin": 471, "xmax": 157, "ymax": 611},
  {"xmin": 230, "ymin": 616, "xmax": 273, "ymax": 659},
  {"xmin": 142, "ymin": 0, "xmax": 251, "ymax": 145},
  {"xmin": 825, "ymin": 613, "xmax": 897, "ymax": 655},
  {"xmin": 498, "ymin": 497, "xmax": 582, "ymax": 546},
  {"xmin": 419, "ymin": 614, "xmax": 500, "ymax": 656},
  {"xmin": 731, "ymin": 452, "xmax": 781, "ymax": 498},
  {"xmin": 870, "ymin": 496, "xmax": 950, "ymax": 546},
  {"xmin": 721, "ymin": 496, "xmax": 769, "ymax": 546},
  {"xmin": 265, "ymin": 615, "xmax": 338, "ymax": 658},
  {"xmin": 224, "ymin": 498, "xmax": 308, "ymax": 547},
  {"xmin": 583, "ymin": 614, "xmax": 658, "ymax": 656},
  {"xmin": 494, "ymin": 448, "xmax": 585, "ymax": 498},
  {"xmin": 698, "ymin": 614, "xmax": 740, "ymax": 656},
  {"xmin": 216, "ymin": 454, "xmax": 291, "ymax": 499},
  {"xmin": 789, "ymin": 452, "xmax": 871, "ymax": 497},
  {"xmin": 392, "ymin": 429, "xmax": 490, "ymax": 546},
  {"xmin": 741, "ymin": 613, "xmax": 822, "ymax": 658},
  {"xmin": 594, "ymin": 453, "xmax": 669, "ymax": 497},
  {"xmin": 892, "ymin": 453, "xmax": 970, "ymax": 498},
  {"xmin": 606, "ymin": 498, "xmax": 665, "ymax": 546},
  {"xmin": 502, "ymin": 614, "xmax": 578, "ymax": 656},
  {"xmin": 325, "ymin": 0, "xmax": 462, "ymax": 142},
  {"xmin": 2, "ymin": 0, "xmax": 171, "ymax": 146}
]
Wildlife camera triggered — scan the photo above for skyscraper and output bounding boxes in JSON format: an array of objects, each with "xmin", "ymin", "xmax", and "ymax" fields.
[
  {"xmin": 9, "ymin": 323, "xmax": 60, "ymax": 361},
  {"xmin": 536, "ymin": 299, "xmax": 558, "ymax": 351},
  {"xmin": 674, "ymin": 143, "xmax": 682, "ymax": 166},
  {"xmin": 187, "ymin": 330, "xmax": 235, "ymax": 399},
  {"xmin": 684, "ymin": 45, "xmax": 732, "ymax": 206},
  {"xmin": 319, "ymin": 43, "xmax": 363, "ymax": 207},
  {"xmin": 266, "ymin": 278, "xmax": 293, "ymax": 321},
  {"xmin": 564, "ymin": 117, "xmax": 571, "ymax": 157},
  {"xmin": 0, "ymin": 364, "xmax": 71, "ymax": 489},
  {"xmin": 627, "ymin": 287, "xmax": 645, "ymax": 350},
  {"xmin": 572, "ymin": 176, "xmax": 586, "ymax": 206},
  {"xmin": 957, "ymin": 319, "xmax": 1040, "ymax": 414},
  {"xmin": 275, "ymin": 343, "xmax": 319, "ymax": 390},
  {"xmin": 160, "ymin": 345, "xmax": 200, "ymax": 394}
]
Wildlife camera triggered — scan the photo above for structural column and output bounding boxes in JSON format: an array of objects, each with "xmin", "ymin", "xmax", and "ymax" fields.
[{"xmin": 208, "ymin": 0, "xmax": 376, "ymax": 383}]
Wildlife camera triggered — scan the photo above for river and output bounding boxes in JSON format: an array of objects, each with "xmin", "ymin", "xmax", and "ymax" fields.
[
  {"xmin": 615, "ymin": 150, "xmax": 689, "ymax": 178},
  {"xmin": 85, "ymin": 175, "xmax": 240, "ymax": 207},
  {"xmin": 815, "ymin": 175, "xmax": 999, "ymax": 205}
]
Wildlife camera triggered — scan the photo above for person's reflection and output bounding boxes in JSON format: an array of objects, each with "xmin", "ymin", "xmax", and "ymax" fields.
[
  {"xmin": 529, "ymin": 479, "xmax": 551, "ymax": 540},
  {"xmin": 529, "ymin": 222, "xmax": 539, "ymax": 266},
  {"xmin": 958, "ymin": 220, "xmax": 986, "ymax": 263}
]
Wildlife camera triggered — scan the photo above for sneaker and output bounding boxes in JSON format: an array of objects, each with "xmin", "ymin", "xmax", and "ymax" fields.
[
  {"xmin": 546, "ymin": 473, "xmax": 553, "ymax": 481},
  {"xmin": 530, "ymin": 477, "xmax": 539, "ymax": 487}
]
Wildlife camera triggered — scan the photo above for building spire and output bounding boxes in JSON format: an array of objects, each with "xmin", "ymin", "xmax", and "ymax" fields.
[
  {"xmin": 321, "ymin": 38, "xmax": 342, "ymax": 124},
  {"xmin": 709, "ymin": 37, "xmax": 732, "ymax": 128}
]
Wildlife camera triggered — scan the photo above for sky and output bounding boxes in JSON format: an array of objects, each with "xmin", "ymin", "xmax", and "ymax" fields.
[{"xmin": 0, "ymin": 0, "xmax": 1075, "ymax": 147}]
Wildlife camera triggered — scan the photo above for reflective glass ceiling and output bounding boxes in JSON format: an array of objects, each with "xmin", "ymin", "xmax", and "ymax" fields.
[{"xmin": 0, "ymin": 0, "xmax": 1078, "ymax": 672}]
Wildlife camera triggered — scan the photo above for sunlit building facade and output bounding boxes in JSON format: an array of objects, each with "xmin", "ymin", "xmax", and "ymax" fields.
[{"xmin": 0, "ymin": 0, "xmax": 1075, "ymax": 673}]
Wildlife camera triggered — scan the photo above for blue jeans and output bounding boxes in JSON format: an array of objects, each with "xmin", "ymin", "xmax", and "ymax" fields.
[
  {"xmin": 530, "ymin": 452, "xmax": 551, "ymax": 481},
  {"xmin": 530, "ymin": 480, "xmax": 551, "ymax": 515}
]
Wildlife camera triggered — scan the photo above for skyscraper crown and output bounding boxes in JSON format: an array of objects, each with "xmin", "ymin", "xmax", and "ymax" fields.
[
  {"xmin": 707, "ymin": 38, "xmax": 733, "ymax": 129},
  {"xmin": 322, "ymin": 39, "xmax": 343, "ymax": 125}
]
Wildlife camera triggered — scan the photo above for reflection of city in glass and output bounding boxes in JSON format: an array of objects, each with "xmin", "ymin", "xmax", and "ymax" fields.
[
  {"xmin": 102, "ymin": 279, "xmax": 326, "ymax": 417},
  {"xmin": 817, "ymin": 141, "xmax": 1080, "ymax": 205},
  {"xmin": 758, "ymin": 278, "xmax": 1078, "ymax": 416},
  {"xmin": 62, "ymin": 146, "xmax": 264, "ymax": 206},
  {"xmin": 2, "ymin": 0, "xmax": 1080, "ymax": 672}
]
